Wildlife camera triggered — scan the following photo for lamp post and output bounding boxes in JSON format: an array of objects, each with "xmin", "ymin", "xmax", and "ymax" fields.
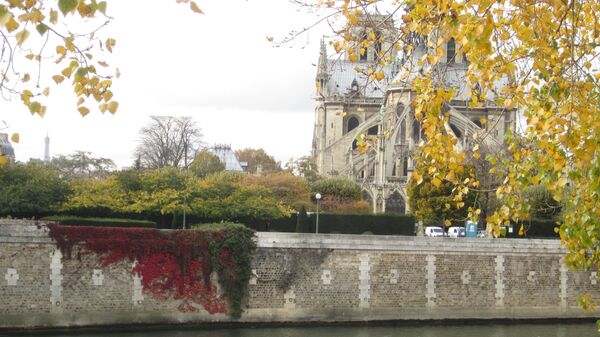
[{"xmin": 315, "ymin": 193, "xmax": 322, "ymax": 234}]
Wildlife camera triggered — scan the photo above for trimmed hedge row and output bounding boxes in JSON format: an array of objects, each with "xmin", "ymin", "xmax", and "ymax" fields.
[
  {"xmin": 42, "ymin": 216, "xmax": 157, "ymax": 228},
  {"xmin": 518, "ymin": 218, "xmax": 560, "ymax": 238},
  {"xmin": 246, "ymin": 213, "xmax": 416, "ymax": 236}
]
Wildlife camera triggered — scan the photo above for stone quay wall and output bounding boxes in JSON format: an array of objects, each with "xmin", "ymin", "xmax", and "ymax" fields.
[{"xmin": 1, "ymin": 219, "xmax": 599, "ymax": 329}]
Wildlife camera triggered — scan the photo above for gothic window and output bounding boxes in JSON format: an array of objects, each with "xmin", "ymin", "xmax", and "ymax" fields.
[
  {"xmin": 352, "ymin": 139, "xmax": 358, "ymax": 150},
  {"xmin": 360, "ymin": 32, "xmax": 368, "ymax": 61},
  {"xmin": 347, "ymin": 116, "xmax": 359, "ymax": 133},
  {"xmin": 386, "ymin": 191, "xmax": 406, "ymax": 214},
  {"xmin": 368, "ymin": 125, "xmax": 378, "ymax": 136},
  {"xmin": 400, "ymin": 119, "xmax": 406, "ymax": 143},
  {"xmin": 396, "ymin": 103, "xmax": 405, "ymax": 116},
  {"xmin": 447, "ymin": 38, "xmax": 456, "ymax": 63},
  {"xmin": 472, "ymin": 118, "xmax": 483, "ymax": 129},
  {"xmin": 362, "ymin": 190, "xmax": 372, "ymax": 205},
  {"xmin": 450, "ymin": 123, "xmax": 462, "ymax": 138},
  {"xmin": 374, "ymin": 31, "xmax": 382, "ymax": 59},
  {"xmin": 403, "ymin": 157, "xmax": 408, "ymax": 176},
  {"xmin": 412, "ymin": 118, "xmax": 421, "ymax": 142}
]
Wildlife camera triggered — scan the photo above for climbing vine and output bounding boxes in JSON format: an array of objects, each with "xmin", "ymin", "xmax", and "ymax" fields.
[{"xmin": 48, "ymin": 222, "xmax": 256, "ymax": 318}]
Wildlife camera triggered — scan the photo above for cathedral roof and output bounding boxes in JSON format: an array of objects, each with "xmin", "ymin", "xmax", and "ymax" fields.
[
  {"xmin": 0, "ymin": 133, "xmax": 15, "ymax": 159},
  {"xmin": 326, "ymin": 60, "xmax": 396, "ymax": 98}
]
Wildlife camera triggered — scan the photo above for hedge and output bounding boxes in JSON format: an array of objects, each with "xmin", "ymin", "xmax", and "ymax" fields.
[
  {"xmin": 42, "ymin": 216, "xmax": 157, "ymax": 228},
  {"xmin": 247, "ymin": 213, "xmax": 416, "ymax": 236},
  {"xmin": 517, "ymin": 218, "xmax": 560, "ymax": 238}
]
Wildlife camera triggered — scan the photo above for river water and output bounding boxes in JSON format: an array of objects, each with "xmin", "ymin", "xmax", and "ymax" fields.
[{"xmin": 37, "ymin": 322, "xmax": 598, "ymax": 337}]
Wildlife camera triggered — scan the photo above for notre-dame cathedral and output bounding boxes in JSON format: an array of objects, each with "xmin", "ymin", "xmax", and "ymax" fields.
[{"xmin": 311, "ymin": 15, "xmax": 516, "ymax": 214}]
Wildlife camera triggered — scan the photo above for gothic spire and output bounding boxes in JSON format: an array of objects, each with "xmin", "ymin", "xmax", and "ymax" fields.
[{"xmin": 316, "ymin": 37, "xmax": 329, "ymax": 81}]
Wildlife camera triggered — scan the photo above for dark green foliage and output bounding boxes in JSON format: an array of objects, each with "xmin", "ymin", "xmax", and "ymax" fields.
[
  {"xmin": 42, "ymin": 215, "xmax": 157, "ymax": 228},
  {"xmin": 193, "ymin": 222, "xmax": 256, "ymax": 318},
  {"xmin": 189, "ymin": 151, "xmax": 225, "ymax": 178},
  {"xmin": 407, "ymin": 172, "xmax": 475, "ymax": 227},
  {"xmin": 515, "ymin": 218, "xmax": 560, "ymax": 239},
  {"xmin": 311, "ymin": 177, "xmax": 362, "ymax": 200},
  {"xmin": 251, "ymin": 213, "xmax": 415, "ymax": 235},
  {"xmin": 0, "ymin": 162, "xmax": 70, "ymax": 218},
  {"xmin": 523, "ymin": 186, "xmax": 562, "ymax": 219},
  {"xmin": 295, "ymin": 206, "xmax": 310, "ymax": 233}
]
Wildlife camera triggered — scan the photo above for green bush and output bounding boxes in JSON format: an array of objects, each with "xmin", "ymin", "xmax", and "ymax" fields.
[
  {"xmin": 311, "ymin": 177, "xmax": 362, "ymax": 200},
  {"xmin": 296, "ymin": 206, "xmax": 310, "ymax": 233},
  {"xmin": 42, "ymin": 215, "xmax": 157, "ymax": 228}
]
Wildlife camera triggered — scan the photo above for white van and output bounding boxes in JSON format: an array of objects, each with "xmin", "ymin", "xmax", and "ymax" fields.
[
  {"xmin": 448, "ymin": 226, "xmax": 466, "ymax": 238},
  {"xmin": 425, "ymin": 226, "xmax": 445, "ymax": 237}
]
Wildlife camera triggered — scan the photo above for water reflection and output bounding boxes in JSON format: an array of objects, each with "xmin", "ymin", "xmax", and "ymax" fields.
[{"xmin": 44, "ymin": 323, "xmax": 597, "ymax": 337}]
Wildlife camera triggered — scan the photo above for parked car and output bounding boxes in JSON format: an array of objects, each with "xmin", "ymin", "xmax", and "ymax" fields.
[
  {"xmin": 448, "ymin": 226, "xmax": 466, "ymax": 238},
  {"xmin": 425, "ymin": 226, "xmax": 445, "ymax": 237}
]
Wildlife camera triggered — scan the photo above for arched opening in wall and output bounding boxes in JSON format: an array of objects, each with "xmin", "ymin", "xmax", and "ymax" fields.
[
  {"xmin": 360, "ymin": 32, "xmax": 368, "ymax": 61},
  {"xmin": 447, "ymin": 38, "xmax": 456, "ymax": 63},
  {"xmin": 471, "ymin": 118, "xmax": 483, "ymax": 129},
  {"xmin": 412, "ymin": 118, "xmax": 421, "ymax": 142},
  {"xmin": 347, "ymin": 116, "xmax": 359, "ymax": 133},
  {"xmin": 400, "ymin": 119, "xmax": 406, "ymax": 143},
  {"xmin": 352, "ymin": 139, "xmax": 358, "ymax": 150},
  {"xmin": 396, "ymin": 104, "xmax": 405, "ymax": 117},
  {"xmin": 450, "ymin": 123, "xmax": 462, "ymax": 139},
  {"xmin": 369, "ymin": 165, "xmax": 375, "ymax": 177},
  {"xmin": 362, "ymin": 190, "xmax": 373, "ymax": 207},
  {"xmin": 368, "ymin": 125, "xmax": 378, "ymax": 136},
  {"xmin": 374, "ymin": 31, "xmax": 382, "ymax": 59},
  {"xmin": 403, "ymin": 157, "xmax": 408, "ymax": 176},
  {"xmin": 386, "ymin": 191, "xmax": 406, "ymax": 214}
]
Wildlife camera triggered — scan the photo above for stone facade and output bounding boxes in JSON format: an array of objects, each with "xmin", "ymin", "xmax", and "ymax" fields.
[
  {"xmin": 311, "ymin": 17, "xmax": 517, "ymax": 213},
  {"xmin": 1, "ymin": 221, "xmax": 599, "ymax": 330}
]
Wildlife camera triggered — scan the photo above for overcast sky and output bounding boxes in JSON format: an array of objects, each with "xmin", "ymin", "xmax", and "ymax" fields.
[{"xmin": 1, "ymin": 1, "xmax": 331, "ymax": 168}]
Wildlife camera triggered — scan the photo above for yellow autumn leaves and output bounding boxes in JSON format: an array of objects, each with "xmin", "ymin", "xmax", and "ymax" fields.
[{"xmin": 1, "ymin": 0, "xmax": 119, "ymax": 119}]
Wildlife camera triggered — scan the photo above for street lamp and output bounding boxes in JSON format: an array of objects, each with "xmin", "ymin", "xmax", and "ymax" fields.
[{"xmin": 315, "ymin": 193, "xmax": 322, "ymax": 234}]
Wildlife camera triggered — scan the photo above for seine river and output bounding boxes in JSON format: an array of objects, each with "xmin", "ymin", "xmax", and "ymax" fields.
[{"xmin": 31, "ymin": 322, "xmax": 598, "ymax": 337}]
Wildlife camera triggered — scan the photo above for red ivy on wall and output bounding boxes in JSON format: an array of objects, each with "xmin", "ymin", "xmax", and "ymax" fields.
[{"xmin": 48, "ymin": 225, "xmax": 230, "ymax": 314}]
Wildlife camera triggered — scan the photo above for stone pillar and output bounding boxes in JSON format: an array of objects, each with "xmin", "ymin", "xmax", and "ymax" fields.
[
  {"xmin": 49, "ymin": 249, "xmax": 63, "ymax": 311},
  {"xmin": 358, "ymin": 254, "xmax": 371, "ymax": 308},
  {"xmin": 494, "ymin": 255, "xmax": 505, "ymax": 307},
  {"xmin": 425, "ymin": 255, "xmax": 436, "ymax": 307},
  {"xmin": 560, "ymin": 258, "xmax": 568, "ymax": 312}
]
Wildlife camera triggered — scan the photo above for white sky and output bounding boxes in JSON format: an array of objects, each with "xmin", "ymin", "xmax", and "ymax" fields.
[{"xmin": 1, "ymin": 1, "xmax": 331, "ymax": 168}]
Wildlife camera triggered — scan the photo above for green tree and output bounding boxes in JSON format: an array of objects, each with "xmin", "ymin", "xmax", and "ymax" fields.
[
  {"xmin": 296, "ymin": 205, "xmax": 310, "ymax": 233},
  {"xmin": 407, "ymin": 174, "xmax": 474, "ymax": 227},
  {"xmin": 0, "ymin": 161, "xmax": 70, "ymax": 217},
  {"xmin": 235, "ymin": 148, "xmax": 281, "ymax": 175},
  {"xmin": 312, "ymin": 177, "xmax": 361, "ymax": 201},
  {"xmin": 311, "ymin": 177, "xmax": 370, "ymax": 214},
  {"xmin": 246, "ymin": 172, "xmax": 311, "ymax": 210},
  {"xmin": 190, "ymin": 172, "xmax": 290, "ymax": 223},
  {"xmin": 284, "ymin": 156, "xmax": 320, "ymax": 185},
  {"xmin": 50, "ymin": 151, "xmax": 116, "ymax": 179},
  {"xmin": 189, "ymin": 150, "xmax": 225, "ymax": 178},
  {"xmin": 61, "ymin": 175, "xmax": 130, "ymax": 216}
]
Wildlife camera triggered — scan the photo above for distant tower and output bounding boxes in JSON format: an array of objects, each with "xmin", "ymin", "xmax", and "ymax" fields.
[{"xmin": 43, "ymin": 133, "xmax": 50, "ymax": 162}]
